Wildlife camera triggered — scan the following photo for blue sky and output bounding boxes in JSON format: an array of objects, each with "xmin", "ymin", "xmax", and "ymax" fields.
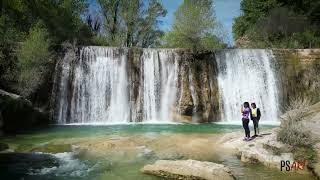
[{"xmin": 88, "ymin": 0, "xmax": 241, "ymax": 45}]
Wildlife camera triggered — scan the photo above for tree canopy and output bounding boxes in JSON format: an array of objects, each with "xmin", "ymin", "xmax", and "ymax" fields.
[
  {"xmin": 233, "ymin": 0, "xmax": 320, "ymax": 48},
  {"xmin": 162, "ymin": 0, "xmax": 226, "ymax": 51},
  {"xmin": 97, "ymin": 0, "xmax": 167, "ymax": 47},
  {"xmin": 0, "ymin": 0, "xmax": 93, "ymax": 97},
  {"xmin": 0, "ymin": 0, "xmax": 168, "ymax": 98}
]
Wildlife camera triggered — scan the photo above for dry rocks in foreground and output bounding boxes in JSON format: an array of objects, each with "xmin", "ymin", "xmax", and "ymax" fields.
[{"xmin": 141, "ymin": 159, "xmax": 235, "ymax": 180}]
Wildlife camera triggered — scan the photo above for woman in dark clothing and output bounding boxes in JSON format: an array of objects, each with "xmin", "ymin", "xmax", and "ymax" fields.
[
  {"xmin": 241, "ymin": 102, "xmax": 251, "ymax": 141},
  {"xmin": 250, "ymin": 103, "xmax": 261, "ymax": 137}
]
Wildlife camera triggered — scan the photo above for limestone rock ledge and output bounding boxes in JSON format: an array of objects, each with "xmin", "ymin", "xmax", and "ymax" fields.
[
  {"xmin": 219, "ymin": 129, "xmax": 310, "ymax": 175},
  {"xmin": 236, "ymin": 130, "xmax": 293, "ymax": 169},
  {"xmin": 219, "ymin": 129, "xmax": 290, "ymax": 168},
  {"xmin": 141, "ymin": 159, "xmax": 235, "ymax": 180}
]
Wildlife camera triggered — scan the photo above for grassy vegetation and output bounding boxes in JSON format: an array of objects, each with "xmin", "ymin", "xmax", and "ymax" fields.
[
  {"xmin": 293, "ymin": 147, "xmax": 317, "ymax": 164},
  {"xmin": 277, "ymin": 97, "xmax": 318, "ymax": 165}
]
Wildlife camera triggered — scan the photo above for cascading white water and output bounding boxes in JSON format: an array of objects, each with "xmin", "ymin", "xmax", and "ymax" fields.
[
  {"xmin": 142, "ymin": 50, "xmax": 179, "ymax": 122},
  {"xmin": 54, "ymin": 47, "xmax": 279, "ymax": 124},
  {"xmin": 53, "ymin": 52, "xmax": 72, "ymax": 124},
  {"xmin": 142, "ymin": 50, "xmax": 160, "ymax": 121},
  {"xmin": 54, "ymin": 47, "xmax": 179, "ymax": 124},
  {"xmin": 215, "ymin": 49, "xmax": 279, "ymax": 122},
  {"xmin": 55, "ymin": 47, "xmax": 130, "ymax": 124}
]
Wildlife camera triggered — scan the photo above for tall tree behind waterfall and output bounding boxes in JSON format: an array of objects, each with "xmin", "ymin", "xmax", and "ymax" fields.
[
  {"xmin": 98, "ymin": 0, "xmax": 166, "ymax": 47},
  {"xmin": 98, "ymin": 0, "xmax": 121, "ymax": 45},
  {"xmin": 162, "ymin": 0, "xmax": 226, "ymax": 50}
]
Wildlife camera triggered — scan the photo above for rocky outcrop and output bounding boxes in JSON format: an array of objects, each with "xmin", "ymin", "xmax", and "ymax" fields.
[
  {"xmin": 219, "ymin": 129, "xmax": 293, "ymax": 168},
  {"xmin": 238, "ymin": 130, "xmax": 294, "ymax": 169},
  {"xmin": 173, "ymin": 52, "xmax": 219, "ymax": 122},
  {"xmin": 296, "ymin": 102, "xmax": 320, "ymax": 177},
  {"xmin": 219, "ymin": 101, "xmax": 320, "ymax": 177},
  {"xmin": 141, "ymin": 159, "xmax": 235, "ymax": 180},
  {"xmin": 273, "ymin": 49, "xmax": 320, "ymax": 107},
  {"xmin": 234, "ymin": 35, "xmax": 251, "ymax": 48},
  {"xmin": 0, "ymin": 89, "xmax": 49, "ymax": 134}
]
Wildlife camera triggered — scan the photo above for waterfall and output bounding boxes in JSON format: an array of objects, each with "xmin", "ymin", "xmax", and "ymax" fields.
[
  {"xmin": 141, "ymin": 49, "xmax": 179, "ymax": 122},
  {"xmin": 54, "ymin": 47, "xmax": 130, "ymax": 124},
  {"xmin": 53, "ymin": 47, "xmax": 179, "ymax": 124},
  {"xmin": 215, "ymin": 49, "xmax": 279, "ymax": 122},
  {"xmin": 142, "ymin": 50, "xmax": 160, "ymax": 121},
  {"xmin": 53, "ymin": 47, "xmax": 279, "ymax": 124}
]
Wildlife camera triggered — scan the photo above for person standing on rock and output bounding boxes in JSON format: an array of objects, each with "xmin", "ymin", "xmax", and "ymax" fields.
[
  {"xmin": 241, "ymin": 102, "xmax": 251, "ymax": 141},
  {"xmin": 250, "ymin": 103, "xmax": 261, "ymax": 137}
]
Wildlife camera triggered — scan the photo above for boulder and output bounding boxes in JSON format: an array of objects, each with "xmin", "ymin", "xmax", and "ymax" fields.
[
  {"xmin": 0, "ymin": 89, "xmax": 49, "ymax": 134},
  {"xmin": 141, "ymin": 159, "xmax": 235, "ymax": 180},
  {"xmin": 239, "ymin": 142, "xmax": 293, "ymax": 169}
]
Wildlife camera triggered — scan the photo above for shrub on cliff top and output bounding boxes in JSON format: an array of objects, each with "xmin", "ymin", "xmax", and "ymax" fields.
[
  {"xmin": 284, "ymin": 96, "xmax": 312, "ymax": 112},
  {"xmin": 277, "ymin": 119, "xmax": 313, "ymax": 147}
]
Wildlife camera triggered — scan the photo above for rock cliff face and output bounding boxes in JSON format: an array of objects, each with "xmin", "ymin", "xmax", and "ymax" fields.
[
  {"xmin": 273, "ymin": 49, "xmax": 320, "ymax": 108},
  {"xmin": 299, "ymin": 102, "xmax": 320, "ymax": 177}
]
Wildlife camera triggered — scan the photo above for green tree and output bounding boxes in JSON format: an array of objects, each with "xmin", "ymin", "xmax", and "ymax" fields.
[
  {"xmin": 232, "ymin": 0, "xmax": 278, "ymax": 40},
  {"xmin": 26, "ymin": 0, "xmax": 93, "ymax": 45},
  {"xmin": 233, "ymin": 0, "xmax": 320, "ymax": 48},
  {"xmin": 0, "ymin": 0, "xmax": 94, "ymax": 93},
  {"xmin": 16, "ymin": 22, "xmax": 51, "ymax": 97},
  {"xmin": 162, "ymin": 0, "xmax": 226, "ymax": 51},
  {"xmin": 98, "ymin": 0, "xmax": 166, "ymax": 47}
]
